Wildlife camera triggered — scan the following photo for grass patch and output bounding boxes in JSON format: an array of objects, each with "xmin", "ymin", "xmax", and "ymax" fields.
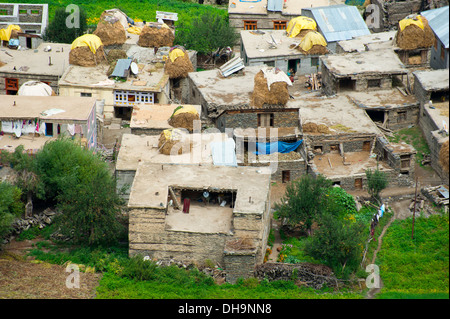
[
  {"xmin": 375, "ymin": 213, "xmax": 449, "ymax": 299},
  {"xmin": 388, "ymin": 126, "xmax": 430, "ymax": 166}
]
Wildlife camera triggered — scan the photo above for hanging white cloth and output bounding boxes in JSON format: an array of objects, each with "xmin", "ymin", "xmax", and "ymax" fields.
[
  {"xmin": 1, "ymin": 121, "xmax": 14, "ymax": 134},
  {"xmin": 13, "ymin": 120, "xmax": 22, "ymax": 137},
  {"xmin": 67, "ymin": 124, "xmax": 75, "ymax": 136}
]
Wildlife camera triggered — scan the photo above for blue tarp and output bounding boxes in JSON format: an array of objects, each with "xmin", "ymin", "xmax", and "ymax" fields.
[
  {"xmin": 210, "ymin": 138, "xmax": 238, "ymax": 167},
  {"xmin": 253, "ymin": 140, "xmax": 303, "ymax": 155}
]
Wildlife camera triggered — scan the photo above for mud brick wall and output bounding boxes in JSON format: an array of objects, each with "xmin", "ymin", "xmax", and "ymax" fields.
[
  {"xmin": 128, "ymin": 207, "xmax": 231, "ymax": 264},
  {"xmin": 385, "ymin": 104, "xmax": 420, "ymax": 131},
  {"xmin": 305, "ymin": 134, "xmax": 376, "ymax": 154}
]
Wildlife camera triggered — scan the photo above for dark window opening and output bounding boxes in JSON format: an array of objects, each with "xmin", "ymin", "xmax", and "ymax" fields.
[
  {"xmin": 257, "ymin": 113, "xmax": 274, "ymax": 127},
  {"xmin": 430, "ymin": 90, "xmax": 449, "ymax": 103},
  {"xmin": 365, "ymin": 109, "xmax": 385, "ymax": 124},
  {"xmin": 172, "ymin": 188, "xmax": 237, "ymax": 209},
  {"xmin": 45, "ymin": 123, "xmax": 53, "ymax": 136},
  {"xmin": 330, "ymin": 144, "xmax": 339, "ymax": 153},
  {"xmin": 368, "ymin": 79, "xmax": 381, "ymax": 88},
  {"xmin": 338, "ymin": 77, "xmax": 356, "ymax": 92},
  {"xmin": 313, "ymin": 145, "xmax": 323, "ymax": 154},
  {"xmin": 332, "ymin": 181, "xmax": 341, "ymax": 186},
  {"xmin": 282, "ymin": 171, "xmax": 290, "ymax": 183}
]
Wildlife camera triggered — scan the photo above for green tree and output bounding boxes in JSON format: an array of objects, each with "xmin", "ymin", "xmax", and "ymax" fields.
[
  {"xmin": 304, "ymin": 214, "xmax": 365, "ymax": 277},
  {"xmin": 43, "ymin": 6, "xmax": 87, "ymax": 44},
  {"xmin": 0, "ymin": 181, "xmax": 24, "ymax": 239},
  {"xmin": 274, "ymin": 174, "xmax": 332, "ymax": 235},
  {"xmin": 7, "ymin": 145, "xmax": 45, "ymax": 217},
  {"xmin": 174, "ymin": 11, "xmax": 239, "ymax": 61},
  {"xmin": 365, "ymin": 168, "xmax": 389, "ymax": 201},
  {"xmin": 35, "ymin": 138, "xmax": 125, "ymax": 245}
]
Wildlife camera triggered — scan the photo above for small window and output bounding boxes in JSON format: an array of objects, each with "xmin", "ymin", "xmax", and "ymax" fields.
[
  {"xmin": 311, "ymin": 57, "xmax": 319, "ymax": 67},
  {"xmin": 244, "ymin": 20, "xmax": 257, "ymax": 30},
  {"xmin": 80, "ymin": 92, "xmax": 92, "ymax": 97},
  {"xmin": 5, "ymin": 78, "xmax": 19, "ymax": 95},
  {"xmin": 30, "ymin": 9, "xmax": 40, "ymax": 15},
  {"xmin": 397, "ymin": 111, "xmax": 407, "ymax": 123},
  {"xmin": 273, "ymin": 21, "xmax": 287, "ymax": 30},
  {"xmin": 0, "ymin": 9, "xmax": 8, "ymax": 15},
  {"xmin": 19, "ymin": 9, "xmax": 27, "ymax": 15},
  {"xmin": 368, "ymin": 79, "xmax": 381, "ymax": 88},
  {"xmin": 257, "ymin": 113, "xmax": 274, "ymax": 127}
]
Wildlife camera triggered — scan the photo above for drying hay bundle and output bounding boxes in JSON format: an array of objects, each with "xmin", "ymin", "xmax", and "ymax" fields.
[
  {"xmin": 299, "ymin": 44, "xmax": 329, "ymax": 55},
  {"xmin": 93, "ymin": 16, "xmax": 127, "ymax": 46},
  {"xmin": 168, "ymin": 105, "xmax": 200, "ymax": 132},
  {"xmin": 396, "ymin": 15, "xmax": 435, "ymax": 50},
  {"xmin": 164, "ymin": 46, "xmax": 194, "ymax": 79},
  {"xmin": 69, "ymin": 34, "xmax": 107, "ymax": 67},
  {"xmin": 137, "ymin": 24, "xmax": 175, "ymax": 48},
  {"xmin": 302, "ymin": 122, "xmax": 331, "ymax": 134},
  {"xmin": 69, "ymin": 45, "xmax": 107, "ymax": 67},
  {"xmin": 252, "ymin": 69, "xmax": 291, "ymax": 108},
  {"xmin": 439, "ymin": 140, "xmax": 449, "ymax": 173},
  {"xmin": 158, "ymin": 129, "xmax": 192, "ymax": 155}
]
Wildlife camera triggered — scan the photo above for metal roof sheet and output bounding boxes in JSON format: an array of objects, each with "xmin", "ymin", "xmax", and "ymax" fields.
[
  {"xmin": 303, "ymin": 4, "xmax": 370, "ymax": 42},
  {"xmin": 111, "ymin": 58, "xmax": 132, "ymax": 78},
  {"xmin": 421, "ymin": 6, "xmax": 449, "ymax": 49}
]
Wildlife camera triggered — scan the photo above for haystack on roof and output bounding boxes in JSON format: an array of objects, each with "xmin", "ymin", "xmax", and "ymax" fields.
[
  {"xmin": 396, "ymin": 15, "xmax": 436, "ymax": 50},
  {"xmin": 167, "ymin": 105, "xmax": 200, "ymax": 132},
  {"xmin": 69, "ymin": 34, "xmax": 107, "ymax": 67},
  {"xmin": 164, "ymin": 46, "xmax": 194, "ymax": 79},
  {"xmin": 286, "ymin": 16, "xmax": 317, "ymax": 38},
  {"xmin": 137, "ymin": 23, "xmax": 175, "ymax": 48},
  {"xmin": 252, "ymin": 67, "xmax": 292, "ymax": 108},
  {"xmin": 297, "ymin": 30, "xmax": 328, "ymax": 55},
  {"xmin": 93, "ymin": 11, "xmax": 127, "ymax": 46},
  {"xmin": 158, "ymin": 128, "xmax": 192, "ymax": 155}
]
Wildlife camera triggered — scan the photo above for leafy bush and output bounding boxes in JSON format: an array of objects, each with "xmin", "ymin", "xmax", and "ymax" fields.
[
  {"xmin": 0, "ymin": 181, "xmax": 24, "ymax": 239},
  {"xmin": 365, "ymin": 168, "xmax": 388, "ymax": 200}
]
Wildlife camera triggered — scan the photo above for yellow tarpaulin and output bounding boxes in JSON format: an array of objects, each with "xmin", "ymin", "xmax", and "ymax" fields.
[
  {"xmin": 173, "ymin": 105, "xmax": 198, "ymax": 117},
  {"xmin": 0, "ymin": 25, "xmax": 21, "ymax": 41},
  {"xmin": 162, "ymin": 128, "xmax": 183, "ymax": 141},
  {"xmin": 71, "ymin": 34, "xmax": 103, "ymax": 54},
  {"xmin": 299, "ymin": 31, "xmax": 327, "ymax": 52},
  {"xmin": 127, "ymin": 26, "xmax": 142, "ymax": 35},
  {"xmin": 399, "ymin": 15, "xmax": 424, "ymax": 31},
  {"xmin": 286, "ymin": 16, "xmax": 317, "ymax": 38},
  {"xmin": 168, "ymin": 48, "xmax": 185, "ymax": 62}
]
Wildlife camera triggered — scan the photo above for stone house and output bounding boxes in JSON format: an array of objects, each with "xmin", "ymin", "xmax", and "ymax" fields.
[
  {"xmin": 320, "ymin": 49, "xmax": 409, "ymax": 96},
  {"xmin": 127, "ymin": 162, "xmax": 272, "ymax": 283},
  {"xmin": 239, "ymin": 29, "xmax": 325, "ymax": 75},
  {"xmin": 413, "ymin": 68, "xmax": 449, "ymax": 182},
  {"xmin": 295, "ymin": 93, "xmax": 415, "ymax": 189},
  {"xmin": 0, "ymin": 95, "xmax": 98, "ymax": 153},
  {"xmin": 301, "ymin": 4, "xmax": 371, "ymax": 53},
  {"xmin": 0, "ymin": 42, "xmax": 71, "ymax": 95},
  {"xmin": 228, "ymin": 0, "xmax": 331, "ymax": 32},
  {"xmin": 115, "ymin": 132, "xmax": 230, "ymax": 202},
  {"xmin": 187, "ymin": 65, "xmax": 307, "ymax": 183},
  {"xmin": 58, "ymin": 62, "xmax": 170, "ymax": 122}
]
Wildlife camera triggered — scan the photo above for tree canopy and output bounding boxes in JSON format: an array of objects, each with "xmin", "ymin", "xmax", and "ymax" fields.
[{"xmin": 174, "ymin": 11, "xmax": 239, "ymax": 56}]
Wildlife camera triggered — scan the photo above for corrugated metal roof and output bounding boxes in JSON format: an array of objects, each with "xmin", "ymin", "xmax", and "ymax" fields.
[
  {"xmin": 111, "ymin": 58, "xmax": 132, "ymax": 78},
  {"xmin": 303, "ymin": 4, "xmax": 370, "ymax": 42},
  {"xmin": 421, "ymin": 6, "xmax": 449, "ymax": 49}
]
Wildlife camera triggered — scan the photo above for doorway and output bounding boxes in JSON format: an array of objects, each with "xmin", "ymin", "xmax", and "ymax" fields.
[
  {"xmin": 45, "ymin": 123, "xmax": 53, "ymax": 136},
  {"xmin": 354, "ymin": 178, "xmax": 363, "ymax": 190},
  {"xmin": 282, "ymin": 170, "xmax": 290, "ymax": 183},
  {"xmin": 288, "ymin": 59, "xmax": 299, "ymax": 74}
]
